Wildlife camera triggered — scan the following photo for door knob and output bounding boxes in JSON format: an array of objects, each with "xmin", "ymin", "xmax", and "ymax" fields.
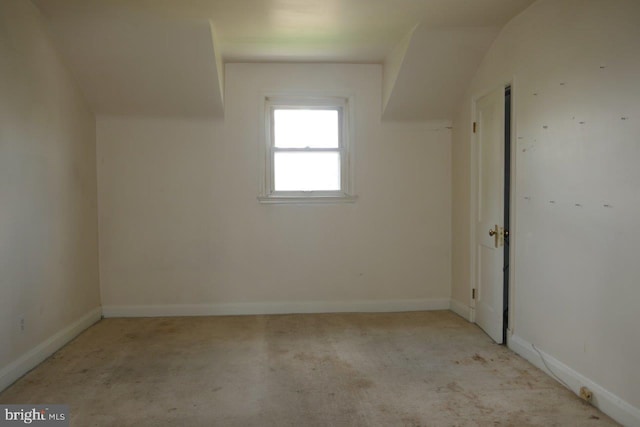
[{"xmin": 488, "ymin": 224, "xmax": 499, "ymax": 248}]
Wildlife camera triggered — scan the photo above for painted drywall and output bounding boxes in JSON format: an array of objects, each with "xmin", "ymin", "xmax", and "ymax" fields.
[
  {"xmin": 0, "ymin": 0, "xmax": 101, "ymax": 386},
  {"xmin": 97, "ymin": 63, "xmax": 451, "ymax": 313},
  {"xmin": 451, "ymin": 0, "xmax": 640, "ymax": 418},
  {"xmin": 34, "ymin": 0, "xmax": 534, "ymax": 120},
  {"xmin": 32, "ymin": 8, "xmax": 224, "ymax": 118},
  {"xmin": 382, "ymin": 25, "xmax": 415, "ymax": 113},
  {"xmin": 382, "ymin": 25, "xmax": 501, "ymax": 121}
]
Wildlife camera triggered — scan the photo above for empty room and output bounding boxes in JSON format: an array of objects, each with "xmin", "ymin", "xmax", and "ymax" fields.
[{"xmin": 1, "ymin": 0, "xmax": 639, "ymax": 425}]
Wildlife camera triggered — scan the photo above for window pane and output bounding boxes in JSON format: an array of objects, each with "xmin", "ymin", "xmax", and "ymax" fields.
[
  {"xmin": 274, "ymin": 109, "xmax": 339, "ymax": 148},
  {"xmin": 274, "ymin": 152, "xmax": 341, "ymax": 191}
]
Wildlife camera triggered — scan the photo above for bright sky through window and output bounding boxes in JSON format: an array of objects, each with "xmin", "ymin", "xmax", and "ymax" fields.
[
  {"xmin": 274, "ymin": 110, "xmax": 339, "ymax": 148},
  {"xmin": 274, "ymin": 152, "xmax": 341, "ymax": 191},
  {"xmin": 272, "ymin": 109, "xmax": 341, "ymax": 192}
]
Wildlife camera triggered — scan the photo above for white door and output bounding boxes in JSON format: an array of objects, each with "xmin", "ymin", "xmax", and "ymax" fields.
[{"xmin": 474, "ymin": 88, "xmax": 506, "ymax": 343}]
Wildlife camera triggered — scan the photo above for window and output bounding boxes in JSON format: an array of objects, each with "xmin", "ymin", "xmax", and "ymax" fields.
[{"xmin": 259, "ymin": 96, "xmax": 356, "ymax": 203}]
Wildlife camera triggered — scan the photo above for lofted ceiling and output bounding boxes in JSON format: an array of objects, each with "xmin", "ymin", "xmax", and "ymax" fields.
[{"xmin": 32, "ymin": 0, "xmax": 535, "ymax": 119}]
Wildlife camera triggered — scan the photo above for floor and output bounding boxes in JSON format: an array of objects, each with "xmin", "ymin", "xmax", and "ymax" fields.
[{"xmin": 0, "ymin": 311, "xmax": 617, "ymax": 427}]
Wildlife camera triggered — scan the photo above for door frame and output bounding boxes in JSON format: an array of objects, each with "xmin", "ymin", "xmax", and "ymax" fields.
[{"xmin": 468, "ymin": 79, "xmax": 518, "ymax": 341}]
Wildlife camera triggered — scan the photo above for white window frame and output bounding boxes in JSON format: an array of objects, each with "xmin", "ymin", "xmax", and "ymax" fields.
[{"xmin": 258, "ymin": 95, "xmax": 356, "ymax": 204}]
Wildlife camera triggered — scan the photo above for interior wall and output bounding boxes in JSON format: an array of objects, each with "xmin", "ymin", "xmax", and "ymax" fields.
[
  {"xmin": 0, "ymin": 0, "xmax": 100, "ymax": 381},
  {"xmin": 452, "ymin": 0, "xmax": 640, "ymax": 414},
  {"xmin": 97, "ymin": 63, "xmax": 452, "ymax": 313}
]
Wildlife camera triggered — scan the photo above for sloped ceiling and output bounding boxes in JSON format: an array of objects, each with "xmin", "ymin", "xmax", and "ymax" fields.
[
  {"xmin": 32, "ymin": 0, "xmax": 535, "ymax": 119},
  {"xmin": 382, "ymin": 25, "xmax": 501, "ymax": 121},
  {"xmin": 31, "ymin": 4, "xmax": 224, "ymax": 117}
]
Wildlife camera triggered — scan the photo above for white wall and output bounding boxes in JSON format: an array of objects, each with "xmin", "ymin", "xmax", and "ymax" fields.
[
  {"xmin": 451, "ymin": 0, "xmax": 640, "ymax": 421},
  {"xmin": 0, "ymin": 0, "xmax": 101, "ymax": 389},
  {"xmin": 97, "ymin": 63, "xmax": 452, "ymax": 315}
]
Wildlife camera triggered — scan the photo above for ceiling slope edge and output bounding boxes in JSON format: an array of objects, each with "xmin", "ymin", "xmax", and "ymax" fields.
[
  {"xmin": 382, "ymin": 25, "xmax": 418, "ymax": 116},
  {"xmin": 209, "ymin": 20, "xmax": 225, "ymax": 108}
]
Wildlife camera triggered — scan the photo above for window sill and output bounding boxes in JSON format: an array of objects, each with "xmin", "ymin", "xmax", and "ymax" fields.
[{"xmin": 257, "ymin": 194, "xmax": 358, "ymax": 204}]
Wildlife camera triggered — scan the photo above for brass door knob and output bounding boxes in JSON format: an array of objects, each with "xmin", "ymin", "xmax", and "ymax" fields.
[{"xmin": 489, "ymin": 224, "xmax": 500, "ymax": 248}]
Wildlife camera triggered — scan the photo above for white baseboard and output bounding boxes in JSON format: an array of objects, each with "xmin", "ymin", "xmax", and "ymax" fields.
[
  {"xmin": 509, "ymin": 334, "xmax": 640, "ymax": 427},
  {"xmin": 0, "ymin": 307, "xmax": 102, "ymax": 393},
  {"xmin": 449, "ymin": 299, "xmax": 472, "ymax": 321},
  {"xmin": 102, "ymin": 298, "xmax": 451, "ymax": 318}
]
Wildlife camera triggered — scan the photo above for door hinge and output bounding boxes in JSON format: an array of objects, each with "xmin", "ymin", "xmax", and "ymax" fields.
[
  {"xmin": 473, "ymin": 122, "xmax": 477, "ymax": 133},
  {"xmin": 472, "ymin": 288, "xmax": 476, "ymax": 300}
]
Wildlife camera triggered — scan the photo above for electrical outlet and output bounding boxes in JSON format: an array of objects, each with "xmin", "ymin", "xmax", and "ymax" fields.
[
  {"xmin": 19, "ymin": 316, "xmax": 25, "ymax": 333},
  {"xmin": 580, "ymin": 386, "xmax": 593, "ymax": 402}
]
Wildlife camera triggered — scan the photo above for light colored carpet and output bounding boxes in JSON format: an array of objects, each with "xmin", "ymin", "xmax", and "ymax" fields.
[{"xmin": 0, "ymin": 311, "xmax": 617, "ymax": 426}]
